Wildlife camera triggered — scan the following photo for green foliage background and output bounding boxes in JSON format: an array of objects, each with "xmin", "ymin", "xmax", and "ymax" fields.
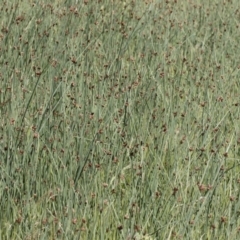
[{"xmin": 1, "ymin": 0, "xmax": 240, "ymax": 239}]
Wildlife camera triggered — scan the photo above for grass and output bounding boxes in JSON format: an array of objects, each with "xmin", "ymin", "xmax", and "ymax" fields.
[{"xmin": 1, "ymin": 0, "xmax": 240, "ymax": 239}]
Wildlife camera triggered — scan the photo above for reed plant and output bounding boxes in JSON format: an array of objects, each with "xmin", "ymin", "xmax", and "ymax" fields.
[{"xmin": 1, "ymin": 0, "xmax": 240, "ymax": 239}]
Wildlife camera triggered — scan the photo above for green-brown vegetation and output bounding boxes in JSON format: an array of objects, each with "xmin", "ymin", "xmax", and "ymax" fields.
[{"xmin": 1, "ymin": 0, "xmax": 240, "ymax": 239}]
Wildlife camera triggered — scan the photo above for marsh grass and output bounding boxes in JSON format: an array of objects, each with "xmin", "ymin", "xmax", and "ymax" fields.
[{"xmin": 1, "ymin": 0, "xmax": 240, "ymax": 239}]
